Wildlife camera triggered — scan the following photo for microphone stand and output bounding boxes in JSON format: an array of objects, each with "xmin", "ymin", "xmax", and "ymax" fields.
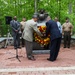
[
  {"xmin": 8, "ymin": 48, "xmax": 23, "ymax": 62},
  {"xmin": 8, "ymin": 32, "xmax": 23, "ymax": 62}
]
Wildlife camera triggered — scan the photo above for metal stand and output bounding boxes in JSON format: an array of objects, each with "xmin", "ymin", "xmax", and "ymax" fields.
[
  {"xmin": 5, "ymin": 32, "xmax": 13, "ymax": 48},
  {"xmin": 8, "ymin": 48, "xmax": 23, "ymax": 62}
]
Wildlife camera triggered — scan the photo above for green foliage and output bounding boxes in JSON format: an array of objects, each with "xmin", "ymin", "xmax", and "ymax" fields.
[{"xmin": 0, "ymin": 0, "xmax": 75, "ymax": 36}]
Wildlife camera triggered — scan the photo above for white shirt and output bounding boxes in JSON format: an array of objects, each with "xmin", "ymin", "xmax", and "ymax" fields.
[{"xmin": 57, "ymin": 21, "xmax": 62, "ymax": 33}]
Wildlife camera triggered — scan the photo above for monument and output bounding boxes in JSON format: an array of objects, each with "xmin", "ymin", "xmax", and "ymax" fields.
[{"xmin": 33, "ymin": 9, "xmax": 50, "ymax": 51}]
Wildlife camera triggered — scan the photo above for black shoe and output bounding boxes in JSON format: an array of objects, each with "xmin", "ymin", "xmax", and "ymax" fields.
[
  {"xmin": 22, "ymin": 45, "xmax": 24, "ymax": 47},
  {"xmin": 47, "ymin": 58, "xmax": 55, "ymax": 62},
  {"xmin": 32, "ymin": 55, "xmax": 34, "ymax": 58},
  {"xmin": 28, "ymin": 56, "xmax": 36, "ymax": 61},
  {"xmin": 64, "ymin": 46, "xmax": 66, "ymax": 48},
  {"xmin": 68, "ymin": 46, "xmax": 70, "ymax": 48},
  {"xmin": 14, "ymin": 47, "xmax": 17, "ymax": 49},
  {"xmin": 17, "ymin": 46, "xmax": 21, "ymax": 49}
]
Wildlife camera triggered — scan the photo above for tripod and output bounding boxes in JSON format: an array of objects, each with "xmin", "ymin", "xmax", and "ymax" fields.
[
  {"xmin": 5, "ymin": 32, "xmax": 13, "ymax": 48},
  {"xmin": 8, "ymin": 48, "xmax": 23, "ymax": 62}
]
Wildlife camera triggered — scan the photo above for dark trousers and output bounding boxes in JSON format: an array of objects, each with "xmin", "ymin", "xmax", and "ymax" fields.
[
  {"xmin": 21, "ymin": 38, "xmax": 25, "ymax": 46},
  {"xmin": 63, "ymin": 31, "xmax": 71, "ymax": 48},
  {"xmin": 49, "ymin": 37, "xmax": 61, "ymax": 61},
  {"xmin": 13, "ymin": 33, "xmax": 20, "ymax": 48},
  {"xmin": 25, "ymin": 40, "xmax": 33, "ymax": 58},
  {"xmin": 21, "ymin": 29, "xmax": 25, "ymax": 46}
]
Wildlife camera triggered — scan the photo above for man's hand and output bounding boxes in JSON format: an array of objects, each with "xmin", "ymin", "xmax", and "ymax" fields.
[
  {"xmin": 70, "ymin": 32, "xmax": 72, "ymax": 35},
  {"xmin": 42, "ymin": 32, "xmax": 46, "ymax": 36},
  {"xmin": 41, "ymin": 32, "xmax": 46, "ymax": 38},
  {"xmin": 15, "ymin": 30, "xmax": 18, "ymax": 32},
  {"xmin": 41, "ymin": 34, "xmax": 44, "ymax": 38},
  {"xmin": 43, "ymin": 33, "xmax": 46, "ymax": 36}
]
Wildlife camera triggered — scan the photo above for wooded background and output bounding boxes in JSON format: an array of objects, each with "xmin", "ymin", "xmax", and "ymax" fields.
[{"xmin": 0, "ymin": 0, "xmax": 75, "ymax": 36}]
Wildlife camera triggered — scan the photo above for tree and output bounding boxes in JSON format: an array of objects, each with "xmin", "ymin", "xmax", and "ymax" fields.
[{"xmin": 0, "ymin": 0, "xmax": 75, "ymax": 36}]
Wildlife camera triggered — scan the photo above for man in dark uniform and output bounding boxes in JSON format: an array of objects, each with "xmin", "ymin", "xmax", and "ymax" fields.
[
  {"xmin": 62, "ymin": 17, "xmax": 73, "ymax": 48},
  {"xmin": 10, "ymin": 16, "xmax": 21, "ymax": 49},
  {"xmin": 46, "ymin": 16, "xmax": 62, "ymax": 62}
]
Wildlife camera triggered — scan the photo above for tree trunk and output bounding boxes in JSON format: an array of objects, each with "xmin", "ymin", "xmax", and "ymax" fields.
[
  {"xmin": 68, "ymin": 2, "xmax": 72, "ymax": 14},
  {"xmin": 34, "ymin": 0, "xmax": 37, "ymax": 13}
]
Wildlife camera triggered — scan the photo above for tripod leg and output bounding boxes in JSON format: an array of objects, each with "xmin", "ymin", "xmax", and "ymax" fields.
[
  {"xmin": 16, "ymin": 55, "xmax": 21, "ymax": 62},
  {"xmin": 16, "ymin": 49, "xmax": 21, "ymax": 62},
  {"xmin": 8, "ymin": 49, "xmax": 21, "ymax": 62},
  {"xmin": 5, "ymin": 32, "xmax": 12, "ymax": 48}
]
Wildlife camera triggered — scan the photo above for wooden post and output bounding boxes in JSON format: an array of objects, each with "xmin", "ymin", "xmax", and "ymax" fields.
[{"xmin": 68, "ymin": 2, "xmax": 72, "ymax": 14}]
